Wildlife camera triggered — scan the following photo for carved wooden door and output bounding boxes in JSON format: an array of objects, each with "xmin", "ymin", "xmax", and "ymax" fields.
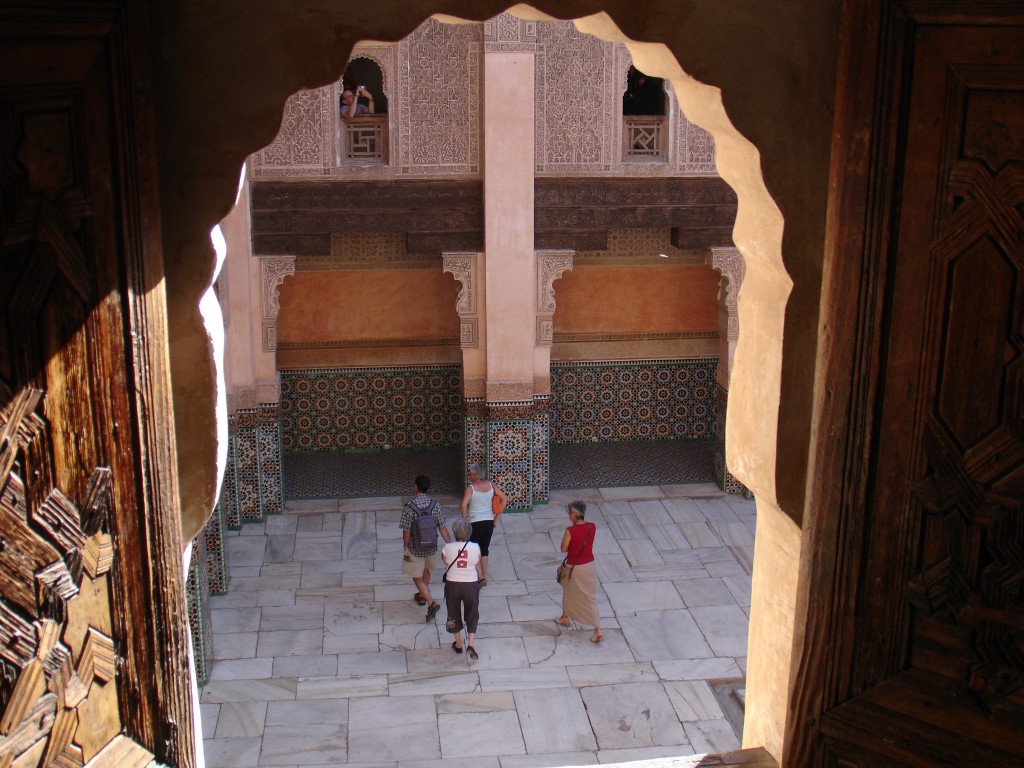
[
  {"xmin": 0, "ymin": 2, "xmax": 194, "ymax": 766},
  {"xmin": 792, "ymin": 2, "xmax": 1024, "ymax": 766}
]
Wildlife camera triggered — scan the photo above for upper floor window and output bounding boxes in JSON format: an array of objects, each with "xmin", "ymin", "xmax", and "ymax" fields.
[
  {"xmin": 622, "ymin": 66, "xmax": 667, "ymax": 162},
  {"xmin": 341, "ymin": 58, "xmax": 389, "ymax": 165}
]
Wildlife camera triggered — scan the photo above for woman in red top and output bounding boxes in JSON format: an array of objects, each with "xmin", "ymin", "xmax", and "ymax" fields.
[{"xmin": 554, "ymin": 501, "xmax": 603, "ymax": 642}]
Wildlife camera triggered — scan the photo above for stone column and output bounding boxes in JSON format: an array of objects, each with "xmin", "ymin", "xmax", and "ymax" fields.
[
  {"xmin": 478, "ymin": 14, "xmax": 542, "ymax": 508},
  {"xmin": 218, "ymin": 174, "xmax": 291, "ymax": 523},
  {"xmin": 708, "ymin": 247, "xmax": 747, "ymax": 493}
]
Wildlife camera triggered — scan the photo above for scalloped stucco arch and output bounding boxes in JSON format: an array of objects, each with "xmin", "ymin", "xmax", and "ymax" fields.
[{"xmin": 154, "ymin": 1, "xmax": 838, "ymax": 759}]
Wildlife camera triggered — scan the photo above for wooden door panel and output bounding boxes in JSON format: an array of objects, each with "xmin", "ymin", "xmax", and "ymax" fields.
[
  {"xmin": 793, "ymin": 3, "xmax": 1024, "ymax": 766},
  {"xmin": 0, "ymin": 2, "xmax": 193, "ymax": 765}
]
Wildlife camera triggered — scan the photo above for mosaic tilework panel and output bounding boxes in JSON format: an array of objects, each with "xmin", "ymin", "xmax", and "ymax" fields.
[
  {"xmin": 487, "ymin": 420, "xmax": 533, "ymax": 510},
  {"xmin": 464, "ymin": 414, "xmax": 486, "ymax": 478},
  {"xmin": 186, "ymin": 538, "xmax": 213, "ymax": 687},
  {"xmin": 283, "ymin": 446, "xmax": 463, "ymax": 499},
  {"xmin": 532, "ymin": 411, "xmax": 550, "ymax": 503},
  {"xmin": 280, "ymin": 366, "xmax": 463, "ymax": 452},
  {"xmin": 551, "ymin": 438, "xmax": 715, "ymax": 489},
  {"xmin": 715, "ymin": 384, "xmax": 749, "ymax": 495},
  {"xmin": 233, "ymin": 416, "xmax": 262, "ymax": 523},
  {"xmin": 550, "ymin": 359, "xmax": 718, "ymax": 443},
  {"xmin": 203, "ymin": 497, "xmax": 227, "ymax": 595},
  {"xmin": 257, "ymin": 412, "xmax": 284, "ymax": 516},
  {"xmin": 223, "ymin": 418, "xmax": 240, "ymax": 529}
]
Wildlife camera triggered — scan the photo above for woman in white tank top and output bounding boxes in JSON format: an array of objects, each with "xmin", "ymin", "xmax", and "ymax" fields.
[{"xmin": 459, "ymin": 463, "xmax": 507, "ymax": 586}]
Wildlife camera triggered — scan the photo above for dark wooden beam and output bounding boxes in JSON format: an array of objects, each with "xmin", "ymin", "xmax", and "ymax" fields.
[{"xmin": 250, "ymin": 177, "xmax": 736, "ymax": 256}]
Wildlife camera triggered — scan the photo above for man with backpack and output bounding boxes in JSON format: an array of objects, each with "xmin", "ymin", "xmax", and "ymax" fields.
[{"xmin": 400, "ymin": 475, "xmax": 451, "ymax": 622}]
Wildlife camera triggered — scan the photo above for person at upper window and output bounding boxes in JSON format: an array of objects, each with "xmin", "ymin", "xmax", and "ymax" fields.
[
  {"xmin": 623, "ymin": 69, "xmax": 663, "ymax": 116},
  {"xmin": 341, "ymin": 85, "xmax": 375, "ymax": 118}
]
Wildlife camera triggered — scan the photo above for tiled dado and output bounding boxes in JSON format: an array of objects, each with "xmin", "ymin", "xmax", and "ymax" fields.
[
  {"xmin": 550, "ymin": 359, "xmax": 718, "ymax": 443},
  {"xmin": 715, "ymin": 384, "xmax": 749, "ymax": 495},
  {"xmin": 488, "ymin": 419, "xmax": 534, "ymax": 510},
  {"xmin": 280, "ymin": 366, "xmax": 462, "ymax": 452},
  {"xmin": 231, "ymin": 405, "xmax": 284, "ymax": 523},
  {"xmin": 185, "ymin": 533, "xmax": 213, "ymax": 686},
  {"xmin": 463, "ymin": 406, "xmax": 550, "ymax": 508}
]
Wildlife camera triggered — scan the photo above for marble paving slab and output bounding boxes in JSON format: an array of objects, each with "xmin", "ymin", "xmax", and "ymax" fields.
[
  {"xmin": 208, "ymin": 658, "xmax": 274, "ymax": 682},
  {"xmin": 435, "ymin": 691, "xmax": 515, "ymax": 714},
  {"xmin": 256, "ymin": 629, "xmax": 324, "ymax": 658},
  {"xmin": 439, "ymin": 710, "xmax": 526, "ymax": 757},
  {"xmin": 514, "ymin": 687, "xmax": 597, "ymax": 753},
  {"xmin": 581, "ymin": 682, "xmax": 687, "ymax": 749},
  {"xmin": 214, "ymin": 700, "xmax": 267, "ymax": 738},
  {"xmin": 604, "ymin": 581, "xmax": 685, "ymax": 614},
  {"xmin": 618, "ymin": 610, "xmax": 713, "ymax": 662},
  {"xmin": 259, "ymin": 723, "xmax": 348, "ymax": 766}
]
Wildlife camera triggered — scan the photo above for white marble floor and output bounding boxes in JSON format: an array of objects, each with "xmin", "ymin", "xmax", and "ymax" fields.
[{"xmin": 200, "ymin": 484, "xmax": 754, "ymax": 768}]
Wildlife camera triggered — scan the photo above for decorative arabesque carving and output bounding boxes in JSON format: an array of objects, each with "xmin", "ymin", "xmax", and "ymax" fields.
[
  {"xmin": 709, "ymin": 247, "xmax": 744, "ymax": 341},
  {"xmin": 442, "ymin": 252, "xmax": 481, "ymax": 348},
  {"xmin": 260, "ymin": 256, "xmax": 295, "ymax": 353},
  {"xmin": 536, "ymin": 251, "xmax": 574, "ymax": 345},
  {"xmin": 255, "ymin": 88, "xmax": 332, "ymax": 173},
  {"xmin": 483, "ymin": 11, "xmax": 538, "ymax": 52},
  {"xmin": 400, "ymin": 19, "xmax": 481, "ymax": 175},
  {"xmin": 536, "ymin": 21, "xmax": 611, "ymax": 171},
  {"xmin": 247, "ymin": 18, "xmax": 717, "ymax": 182}
]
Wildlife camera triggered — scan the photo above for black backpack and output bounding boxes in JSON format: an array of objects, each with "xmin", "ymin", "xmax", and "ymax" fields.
[{"xmin": 408, "ymin": 500, "xmax": 439, "ymax": 549}]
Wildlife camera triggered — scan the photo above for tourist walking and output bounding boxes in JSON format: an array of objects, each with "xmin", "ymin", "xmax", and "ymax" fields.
[
  {"xmin": 459, "ymin": 463, "xmax": 507, "ymax": 587},
  {"xmin": 400, "ymin": 475, "xmax": 450, "ymax": 622},
  {"xmin": 554, "ymin": 500, "xmax": 603, "ymax": 642},
  {"xmin": 441, "ymin": 519, "xmax": 482, "ymax": 660}
]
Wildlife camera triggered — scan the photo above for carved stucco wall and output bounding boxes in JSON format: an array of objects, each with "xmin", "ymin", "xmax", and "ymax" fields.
[{"xmin": 248, "ymin": 15, "xmax": 716, "ymax": 181}]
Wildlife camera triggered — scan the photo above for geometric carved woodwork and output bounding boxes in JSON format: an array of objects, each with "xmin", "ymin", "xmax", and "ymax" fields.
[
  {"xmin": 0, "ymin": 4, "xmax": 192, "ymax": 762},
  {"xmin": 794, "ymin": 7, "xmax": 1024, "ymax": 767}
]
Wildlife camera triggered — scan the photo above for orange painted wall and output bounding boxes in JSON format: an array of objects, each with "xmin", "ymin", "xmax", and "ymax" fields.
[
  {"xmin": 552, "ymin": 264, "xmax": 719, "ymax": 334},
  {"xmin": 277, "ymin": 270, "xmax": 461, "ymax": 343}
]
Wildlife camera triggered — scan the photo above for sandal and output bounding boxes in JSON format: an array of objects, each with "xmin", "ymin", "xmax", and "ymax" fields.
[
  {"xmin": 590, "ymin": 632, "xmax": 604, "ymax": 643},
  {"xmin": 452, "ymin": 641, "xmax": 463, "ymax": 654},
  {"xmin": 426, "ymin": 602, "xmax": 440, "ymax": 622},
  {"xmin": 467, "ymin": 646, "xmax": 478, "ymax": 661},
  {"xmin": 414, "ymin": 592, "xmax": 427, "ymax": 606},
  {"xmin": 554, "ymin": 617, "xmax": 570, "ymax": 627}
]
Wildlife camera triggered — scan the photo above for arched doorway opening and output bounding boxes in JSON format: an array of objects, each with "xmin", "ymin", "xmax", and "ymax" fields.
[{"xmin": 160, "ymin": 2, "xmax": 831, "ymax": 764}]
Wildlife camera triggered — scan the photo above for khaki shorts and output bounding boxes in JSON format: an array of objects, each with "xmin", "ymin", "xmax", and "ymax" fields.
[{"xmin": 401, "ymin": 549, "xmax": 438, "ymax": 578}]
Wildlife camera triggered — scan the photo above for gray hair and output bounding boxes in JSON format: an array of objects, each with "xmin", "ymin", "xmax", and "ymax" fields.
[
  {"xmin": 567, "ymin": 500, "xmax": 587, "ymax": 520},
  {"xmin": 468, "ymin": 463, "xmax": 487, "ymax": 480},
  {"xmin": 452, "ymin": 518, "xmax": 473, "ymax": 541}
]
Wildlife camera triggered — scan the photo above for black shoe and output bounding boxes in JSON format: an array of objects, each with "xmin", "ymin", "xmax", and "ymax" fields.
[
  {"xmin": 467, "ymin": 646, "xmax": 478, "ymax": 661},
  {"xmin": 452, "ymin": 641, "xmax": 463, "ymax": 654},
  {"xmin": 414, "ymin": 592, "xmax": 427, "ymax": 606},
  {"xmin": 426, "ymin": 602, "xmax": 440, "ymax": 622}
]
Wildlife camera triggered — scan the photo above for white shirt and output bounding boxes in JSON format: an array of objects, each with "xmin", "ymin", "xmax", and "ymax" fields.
[{"xmin": 441, "ymin": 541, "xmax": 481, "ymax": 582}]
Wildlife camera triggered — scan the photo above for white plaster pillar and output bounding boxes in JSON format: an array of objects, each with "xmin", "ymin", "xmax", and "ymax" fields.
[{"xmin": 483, "ymin": 44, "xmax": 535, "ymax": 405}]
